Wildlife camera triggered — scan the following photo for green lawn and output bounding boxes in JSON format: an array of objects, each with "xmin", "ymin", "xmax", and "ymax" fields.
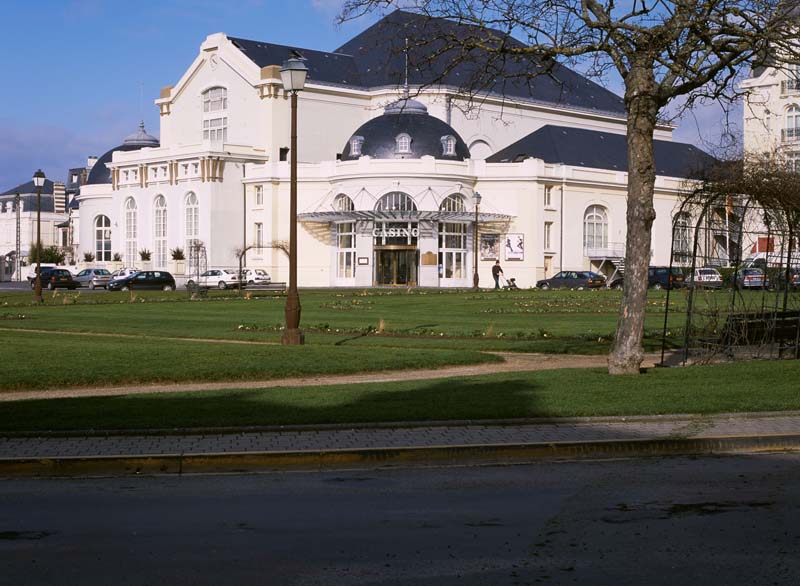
[
  {"xmin": 2, "ymin": 359, "xmax": 798, "ymax": 433},
  {"xmin": 0, "ymin": 329, "xmax": 499, "ymax": 391}
]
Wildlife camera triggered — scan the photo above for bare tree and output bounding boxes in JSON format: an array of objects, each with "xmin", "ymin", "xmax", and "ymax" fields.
[{"xmin": 340, "ymin": 0, "xmax": 799, "ymax": 373}]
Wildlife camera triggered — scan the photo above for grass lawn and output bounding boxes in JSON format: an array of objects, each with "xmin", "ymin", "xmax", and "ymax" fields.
[
  {"xmin": 0, "ymin": 329, "xmax": 500, "ymax": 391},
  {"xmin": 1, "ymin": 359, "xmax": 798, "ymax": 433}
]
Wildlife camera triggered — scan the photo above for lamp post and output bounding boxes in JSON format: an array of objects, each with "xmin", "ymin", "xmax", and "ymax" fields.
[
  {"xmin": 280, "ymin": 56, "xmax": 308, "ymax": 345},
  {"xmin": 473, "ymin": 191, "xmax": 482, "ymax": 290},
  {"xmin": 15, "ymin": 192, "xmax": 21, "ymax": 281},
  {"xmin": 32, "ymin": 169, "xmax": 46, "ymax": 302}
]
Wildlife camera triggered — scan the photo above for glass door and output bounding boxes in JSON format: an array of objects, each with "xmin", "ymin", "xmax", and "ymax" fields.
[{"xmin": 375, "ymin": 250, "xmax": 418, "ymax": 285}]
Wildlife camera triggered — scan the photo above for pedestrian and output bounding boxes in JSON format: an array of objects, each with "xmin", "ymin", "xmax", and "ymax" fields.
[{"xmin": 492, "ymin": 260, "xmax": 503, "ymax": 289}]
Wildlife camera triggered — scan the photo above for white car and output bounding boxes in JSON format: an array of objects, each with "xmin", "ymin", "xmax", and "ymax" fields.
[
  {"xmin": 187, "ymin": 268, "xmax": 242, "ymax": 290},
  {"xmin": 241, "ymin": 268, "xmax": 271, "ymax": 286},
  {"xmin": 110, "ymin": 267, "xmax": 141, "ymax": 280},
  {"xmin": 689, "ymin": 267, "xmax": 723, "ymax": 289}
]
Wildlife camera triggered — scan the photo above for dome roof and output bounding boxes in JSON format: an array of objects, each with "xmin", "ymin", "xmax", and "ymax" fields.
[
  {"xmin": 86, "ymin": 122, "xmax": 160, "ymax": 185},
  {"xmin": 341, "ymin": 96, "xmax": 470, "ymax": 161}
]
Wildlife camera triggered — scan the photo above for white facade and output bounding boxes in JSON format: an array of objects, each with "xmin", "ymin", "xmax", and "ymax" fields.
[{"xmin": 76, "ymin": 29, "xmax": 696, "ymax": 289}]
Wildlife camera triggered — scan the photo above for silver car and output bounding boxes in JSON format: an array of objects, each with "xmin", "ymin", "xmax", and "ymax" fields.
[{"xmin": 74, "ymin": 268, "xmax": 112, "ymax": 289}]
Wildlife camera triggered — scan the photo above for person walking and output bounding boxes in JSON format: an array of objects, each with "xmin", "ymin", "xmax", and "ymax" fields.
[{"xmin": 492, "ymin": 260, "xmax": 503, "ymax": 289}]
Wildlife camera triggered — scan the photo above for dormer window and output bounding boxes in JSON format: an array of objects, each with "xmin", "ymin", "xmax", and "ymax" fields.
[
  {"xmin": 350, "ymin": 135, "xmax": 365, "ymax": 157},
  {"xmin": 441, "ymin": 135, "xmax": 456, "ymax": 156},
  {"xmin": 396, "ymin": 133, "xmax": 412, "ymax": 154}
]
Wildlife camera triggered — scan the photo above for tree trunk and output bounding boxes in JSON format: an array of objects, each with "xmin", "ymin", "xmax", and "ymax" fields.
[{"xmin": 608, "ymin": 69, "xmax": 659, "ymax": 375}]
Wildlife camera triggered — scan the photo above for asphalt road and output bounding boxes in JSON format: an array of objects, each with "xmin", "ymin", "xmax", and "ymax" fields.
[{"xmin": 1, "ymin": 455, "xmax": 798, "ymax": 585}]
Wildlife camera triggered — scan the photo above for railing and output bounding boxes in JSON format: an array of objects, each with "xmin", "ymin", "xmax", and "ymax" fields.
[
  {"xmin": 584, "ymin": 242, "xmax": 626, "ymax": 258},
  {"xmin": 781, "ymin": 79, "xmax": 800, "ymax": 95},
  {"xmin": 782, "ymin": 127, "xmax": 800, "ymax": 142}
]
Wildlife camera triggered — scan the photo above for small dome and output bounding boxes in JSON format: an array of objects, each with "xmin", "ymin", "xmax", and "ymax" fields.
[
  {"xmin": 341, "ymin": 97, "xmax": 469, "ymax": 161},
  {"xmin": 123, "ymin": 121, "xmax": 160, "ymax": 147},
  {"xmin": 86, "ymin": 123, "xmax": 160, "ymax": 185}
]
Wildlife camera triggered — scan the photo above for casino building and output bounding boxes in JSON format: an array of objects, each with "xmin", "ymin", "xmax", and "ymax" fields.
[{"xmin": 75, "ymin": 10, "xmax": 713, "ymax": 288}]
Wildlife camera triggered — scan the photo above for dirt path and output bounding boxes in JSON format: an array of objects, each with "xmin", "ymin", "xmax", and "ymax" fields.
[{"xmin": 0, "ymin": 352, "xmax": 661, "ymax": 403}]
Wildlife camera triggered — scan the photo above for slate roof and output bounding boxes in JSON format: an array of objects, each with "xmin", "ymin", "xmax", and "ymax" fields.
[
  {"xmin": 487, "ymin": 125, "xmax": 716, "ymax": 178},
  {"xmin": 1, "ymin": 178, "xmax": 55, "ymax": 196},
  {"xmin": 85, "ymin": 124, "xmax": 160, "ymax": 185},
  {"xmin": 0, "ymin": 193, "xmax": 56, "ymax": 213},
  {"xmin": 230, "ymin": 10, "xmax": 625, "ymax": 116},
  {"xmin": 341, "ymin": 98, "xmax": 470, "ymax": 161}
]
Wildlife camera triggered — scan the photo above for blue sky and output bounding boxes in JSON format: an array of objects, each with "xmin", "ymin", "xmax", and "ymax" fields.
[{"xmin": 0, "ymin": 0, "xmax": 729, "ymax": 191}]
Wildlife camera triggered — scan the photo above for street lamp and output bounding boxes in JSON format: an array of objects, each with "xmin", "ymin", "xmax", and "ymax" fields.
[
  {"xmin": 280, "ymin": 56, "xmax": 308, "ymax": 345},
  {"xmin": 32, "ymin": 169, "xmax": 46, "ymax": 302},
  {"xmin": 473, "ymin": 191, "xmax": 482, "ymax": 290}
]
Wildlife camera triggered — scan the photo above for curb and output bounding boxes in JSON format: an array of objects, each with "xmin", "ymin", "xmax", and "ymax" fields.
[{"xmin": 2, "ymin": 434, "xmax": 800, "ymax": 477}]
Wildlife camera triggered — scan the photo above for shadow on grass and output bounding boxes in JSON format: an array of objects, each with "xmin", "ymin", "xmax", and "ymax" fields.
[{"xmin": 0, "ymin": 376, "xmax": 562, "ymax": 433}]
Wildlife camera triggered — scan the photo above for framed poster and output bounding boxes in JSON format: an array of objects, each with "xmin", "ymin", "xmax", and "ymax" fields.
[
  {"xmin": 505, "ymin": 233, "xmax": 524, "ymax": 261},
  {"xmin": 480, "ymin": 234, "xmax": 500, "ymax": 260}
]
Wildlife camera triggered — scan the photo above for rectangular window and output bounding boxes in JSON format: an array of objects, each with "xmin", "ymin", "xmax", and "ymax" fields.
[
  {"xmin": 544, "ymin": 222, "xmax": 553, "ymax": 250},
  {"xmin": 544, "ymin": 185, "xmax": 552, "ymax": 207},
  {"xmin": 337, "ymin": 223, "xmax": 356, "ymax": 278},
  {"xmin": 254, "ymin": 223, "xmax": 263, "ymax": 247},
  {"xmin": 203, "ymin": 117, "xmax": 228, "ymax": 142},
  {"xmin": 255, "ymin": 185, "xmax": 263, "ymax": 206}
]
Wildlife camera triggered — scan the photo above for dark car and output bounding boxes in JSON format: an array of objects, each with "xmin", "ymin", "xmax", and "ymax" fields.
[
  {"xmin": 648, "ymin": 266, "xmax": 686, "ymax": 290},
  {"xmin": 28, "ymin": 267, "xmax": 79, "ymax": 290},
  {"xmin": 608, "ymin": 276, "xmax": 624, "ymax": 290},
  {"xmin": 536, "ymin": 271, "xmax": 606, "ymax": 290},
  {"xmin": 74, "ymin": 268, "xmax": 112, "ymax": 289},
  {"xmin": 107, "ymin": 270, "xmax": 176, "ymax": 291}
]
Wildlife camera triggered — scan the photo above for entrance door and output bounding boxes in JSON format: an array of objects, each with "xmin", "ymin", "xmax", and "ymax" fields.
[{"xmin": 375, "ymin": 250, "xmax": 418, "ymax": 285}]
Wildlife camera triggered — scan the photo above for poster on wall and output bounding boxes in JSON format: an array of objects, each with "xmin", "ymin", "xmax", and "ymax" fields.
[
  {"xmin": 480, "ymin": 234, "xmax": 500, "ymax": 260},
  {"xmin": 505, "ymin": 233, "xmax": 525, "ymax": 261}
]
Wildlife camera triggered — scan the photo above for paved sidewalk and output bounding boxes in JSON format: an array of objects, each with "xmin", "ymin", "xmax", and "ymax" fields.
[{"xmin": 2, "ymin": 412, "xmax": 800, "ymax": 476}]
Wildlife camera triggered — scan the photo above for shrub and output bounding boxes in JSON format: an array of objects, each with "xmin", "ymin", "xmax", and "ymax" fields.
[
  {"xmin": 139, "ymin": 249, "xmax": 152, "ymax": 261},
  {"xmin": 170, "ymin": 247, "xmax": 185, "ymax": 261},
  {"xmin": 83, "ymin": 252, "xmax": 95, "ymax": 262},
  {"xmin": 112, "ymin": 252, "xmax": 122, "ymax": 262},
  {"xmin": 28, "ymin": 243, "xmax": 66, "ymax": 264}
]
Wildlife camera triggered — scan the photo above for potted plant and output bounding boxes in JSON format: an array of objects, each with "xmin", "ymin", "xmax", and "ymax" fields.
[
  {"xmin": 169, "ymin": 247, "xmax": 186, "ymax": 275},
  {"xmin": 139, "ymin": 249, "xmax": 152, "ymax": 270},
  {"xmin": 109, "ymin": 252, "xmax": 123, "ymax": 272}
]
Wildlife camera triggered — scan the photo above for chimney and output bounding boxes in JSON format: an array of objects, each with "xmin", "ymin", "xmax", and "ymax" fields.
[
  {"xmin": 87, "ymin": 156, "xmax": 98, "ymax": 169},
  {"xmin": 53, "ymin": 182, "xmax": 66, "ymax": 214}
]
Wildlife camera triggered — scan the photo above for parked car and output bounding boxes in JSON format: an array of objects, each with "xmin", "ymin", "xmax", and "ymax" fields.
[
  {"xmin": 241, "ymin": 268, "xmax": 272, "ymax": 286},
  {"xmin": 110, "ymin": 267, "xmax": 141, "ymax": 279},
  {"xmin": 25, "ymin": 263, "xmax": 59, "ymax": 280},
  {"xmin": 186, "ymin": 268, "xmax": 243, "ymax": 290},
  {"xmin": 734, "ymin": 268, "xmax": 768, "ymax": 289},
  {"xmin": 607, "ymin": 276, "xmax": 624, "ymax": 290},
  {"xmin": 107, "ymin": 270, "xmax": 176, "ymax": 291},
  {"xmin": 648, "ymin": 266, "xmax": 686, "ymax": 290},
  {"xmin": 74, "ymin": 268, "xmax": 112, "ymax": 289},
  {"xmin": 779, "ymin": 268, "xmax": 800, "ymax": 289},
  {"xmin": 28, "ymin": 267, "xmax": 79, "ymax": 290},
  {"xmin": 536, "ymin": 271, "xmax": 606, "ymax": 290},
  {"xmin": 687, "ymin": 267, "xmax": 723, "ymax": 289}
]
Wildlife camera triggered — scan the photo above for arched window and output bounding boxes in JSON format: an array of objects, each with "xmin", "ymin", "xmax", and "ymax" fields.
[
  {"xmin": 334, "ymin": 194, "xmax": 355, "ymax": 212},
  {"xmin": 94, "ymin": 215, "xmax": 111, "ymax": 262},
  {"xmin": 154, "ymin": 195, "xmax": 168, "ymax": 268},
  {"xmin": 786, "ymin": 105, "xmax": 800, "ymax": 141},
  {"xmin": 395, "ymin": 133, "xmax": 412, "ymax": 154},
  {"xmin": 124, "ymin": 198, "xmax": 137, "ymax": 267},
  {"xmin": 202, "ymin": 87, "xmax": 228, "ymax": 142},
  {"xmin": 673, "ymin": 212, "xmax": 692, "ymax": 264},
  {"xmin": 375, "ymin": 191, "xmax": 417, "ymax": 212},
  {"xmin": 583, "ymin": 205, "xmax": 608, "ymax": 253},
  {"xmin": 185, "ymin": 193, "xmax": 199, "ymax": 271},
  {"xmin": 440, "ymin": 135, "xmax": 456, "ymax": 156},
  {"xmin": 349, "ymin": 136, "xmax": 364, "ymax": 157},
  {"xmin": 439, "ymin": 194, "xmax": 466, "ymax": 212}
]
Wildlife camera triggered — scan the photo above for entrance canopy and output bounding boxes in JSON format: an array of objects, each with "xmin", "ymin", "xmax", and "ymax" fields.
[{"xmin": 297, "ymin": 210, "xmax": 513, "ymax": 223}]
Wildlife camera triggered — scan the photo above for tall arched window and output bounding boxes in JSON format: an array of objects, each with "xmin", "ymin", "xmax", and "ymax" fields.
[
  {"xmin": 673, "ymin": 212, "xmax": 692, "ymax": 264},
  {"xmin": 583, "ymin": 205, "xmax": 608, "ymax": 253},
  {"xmin": 202, "ymin": 87, "xmax": 228, "ymax": 142},
  {"xmin": 438, "ymin": 195, "xmax": 467, "ymax": 280},
  {"xmin": 124, "ymin": 198, "xmax": 137, "ymax": 267},
  {"xmin": 375, "ymin": 192, "xmax": 417, "ymax": 212},
  {"xmin": 334, "ymin": 194, "xmax": 355, "ymax": 212},
  {"xmin": 94, "ymin": 215, "xmax": 111, "ymax": 262},
  {"xmin": 154, "ymin": 195, "xmax": 168, "ymax": 268},
  {"xmin": 786, "ymin": 105, "xmax": 800, "ymax": 141},
  {"xmin": 185, "ymin": 192, "xmax": 199, "ymax": 271}
]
